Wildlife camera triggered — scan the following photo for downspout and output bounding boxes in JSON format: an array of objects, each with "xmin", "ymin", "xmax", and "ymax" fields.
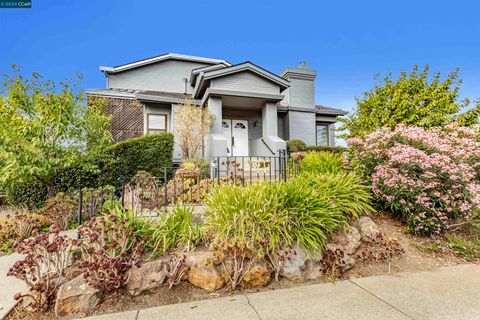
[{"xmin": 183, "ymin": 78, "xmax": 188, "ymax": 95}]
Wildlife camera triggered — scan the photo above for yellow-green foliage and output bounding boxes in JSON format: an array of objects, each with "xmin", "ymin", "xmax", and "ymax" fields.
[
  {"xmin": 203, "ymin": 174, "xmax": 373, "ymax": 256},
  {"xmin": 150, "ymin": 203, "xmax": 203, "ymax": 254},
  {"xmin": 300, "ymin": 151, "xmax": 344, "ymax": 174}
]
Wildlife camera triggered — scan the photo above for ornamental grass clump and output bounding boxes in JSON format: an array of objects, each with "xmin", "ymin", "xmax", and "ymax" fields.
[
  {"xmin": 349, "ymin": 124, "xmax": 480, "ymax": 235},
  {"xmin": 150, "ymin": 203, "xmax": 204, "ymax": 255},
  {"xmin": 299, "ymin": 151, "xmax": 345, "ymax": 174},
  {"xmin": 75, "ymin": 215, "xmax": 145, "ymax": 292}
]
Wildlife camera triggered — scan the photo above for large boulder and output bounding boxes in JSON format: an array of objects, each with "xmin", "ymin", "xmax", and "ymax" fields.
[
  {"xmin": 241, "ymin": 261, "xmax": 271, "ymax": 288},
  {"xmin": 126, "ymin": 259, "xmax": 167, "ymax": 296},
  {"xmin": 357, "ymin": 216, "xmax": 380, "ymax": 240},
  {"xmin": 304, "ymin": 260, "xmax": 323, "ymax": 280},
  {"xmin": 54, "ymin": 274, "xmax": 101, "ymax": 317},
  {"xmin": 280, "ymin": 243, "xmax": 309, "ymax": 281},
  {"xmin": 185, "ymin": 250, "xmax": 225, "ymax": 292},
  {"xmin": 331, "ymin": 226, "xmax": 362, "ymax": 255},
  {"xmin": 326, "ymin": 244, "xmax": 356, "ymax": 273}
]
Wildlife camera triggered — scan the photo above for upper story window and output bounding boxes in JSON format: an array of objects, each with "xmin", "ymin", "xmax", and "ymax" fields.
[
  {"xmin": 147, "ymin": 114, "xmax": 167, "ymax": 134},
  {"xmin": 316, "ymin": 123, "xmax": 329, "ymax": 146}
]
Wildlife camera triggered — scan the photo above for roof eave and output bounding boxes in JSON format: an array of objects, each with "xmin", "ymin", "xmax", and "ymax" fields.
[
  {"xmin": 202, "ymin": 62, "xmax": 290, "ymax": 91},
  {"xmin": 101, "ymin": 53, "xmax": 231, "ymax": 74}
]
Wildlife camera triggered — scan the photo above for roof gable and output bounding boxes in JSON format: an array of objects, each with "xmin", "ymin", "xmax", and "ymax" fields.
[
  {"xmin": 203, "ymin": 62, "xmax": 289, "ymax": 89},
  {"xmin": 193, "ymin": 62, "xmax": 289, "ymax": 98},
  {"xmin": 100, "ymin": 53, "xmax": 230, "ymax": 74}
]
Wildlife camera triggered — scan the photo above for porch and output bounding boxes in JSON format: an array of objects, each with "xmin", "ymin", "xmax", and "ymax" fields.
[{"xmin": 204, "ymin": 92, "xmax": 287, "ymax": 160}]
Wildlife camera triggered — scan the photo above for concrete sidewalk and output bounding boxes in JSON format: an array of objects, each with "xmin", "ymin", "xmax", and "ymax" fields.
[{"xmin": 81, "ymin": 264, "xmax": 480, "ymax": 320}]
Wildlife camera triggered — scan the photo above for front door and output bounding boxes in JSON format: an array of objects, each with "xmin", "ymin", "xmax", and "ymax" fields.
[{"xmin": 222, "ymin": 119, "xmax": 249, "ymax": 156}]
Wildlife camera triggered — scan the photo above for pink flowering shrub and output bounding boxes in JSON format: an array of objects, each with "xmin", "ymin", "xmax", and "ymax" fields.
[{"xmin": 348, "ymin": 124, "xmax": 480, "ymax": 235}]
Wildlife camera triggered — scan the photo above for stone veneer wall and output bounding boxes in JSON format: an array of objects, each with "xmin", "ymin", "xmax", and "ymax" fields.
[{"xmin": 103, "ymin": 98, "xmax": 145, "ymax": 143}]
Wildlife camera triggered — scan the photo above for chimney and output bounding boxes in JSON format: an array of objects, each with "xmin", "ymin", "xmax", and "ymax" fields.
[{"xmin": 280, "ymin": 61, "xmax": 317, "ymax": 109}]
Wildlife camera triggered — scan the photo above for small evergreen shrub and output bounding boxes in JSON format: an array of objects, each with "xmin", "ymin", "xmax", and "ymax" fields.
[
  {"xmin": 305, "ymin": 145, "xmax": 347, "ymax": 154},
  {"xmin": 5, "ymin": 181, "xmax": 48, "ymax": 210},
  {"xmin": 287, "ymin": 139, "xmax": 307, "ymax": 152}
]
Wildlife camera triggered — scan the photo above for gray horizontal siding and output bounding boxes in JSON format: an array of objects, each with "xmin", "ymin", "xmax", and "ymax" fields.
[
  {"xmin": 288, "ymin": 111, "xmax": 315, "ymax": 145},
  {"xmin": 287, "ymin": 78, "xmax": 315, "ymax": 109},
  {"xmin": 108, "ymin": 60, "xmax": 210, "ymax": 94},
  {"xmin": 211, "ymin": 71, "xmax": 280, "ymax": 95}
]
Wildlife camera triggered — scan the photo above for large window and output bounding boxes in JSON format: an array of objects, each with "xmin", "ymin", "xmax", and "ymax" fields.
[
  {"xmin": 316, "ymin": 123, "xmax": 329, "ymax": 146},
  {"xmin": 147, "ymin": 114, "xmax": 167, "ymax": 134}
]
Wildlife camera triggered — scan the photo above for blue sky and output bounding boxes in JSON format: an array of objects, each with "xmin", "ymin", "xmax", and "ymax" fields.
[{"xmin": 1, "ymin": 0, "xmax": 480, "ymax": 113}]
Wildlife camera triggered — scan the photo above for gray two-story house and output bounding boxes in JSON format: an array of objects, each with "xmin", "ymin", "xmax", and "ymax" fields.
[{"xmin": 86, "ymin": 53, "xmax": 347, "ymax": 162}]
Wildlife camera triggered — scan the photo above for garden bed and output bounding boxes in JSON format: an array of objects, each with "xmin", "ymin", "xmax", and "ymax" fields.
[{"xmin": 6, "ymin": 213, "xmax": 471, "ymax": 320}]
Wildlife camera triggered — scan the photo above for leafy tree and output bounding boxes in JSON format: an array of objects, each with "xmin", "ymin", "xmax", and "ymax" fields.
[
  {"xmin": 0, "ymin": 65, "xmax": 111, "ymax": 196},
  {"xmin": 174, "ymin": 99, "xmax": 214, "ymax": 158},
  {"xmin": 340, "ymin": 65, "xmax": 480, "ymax": 138}
]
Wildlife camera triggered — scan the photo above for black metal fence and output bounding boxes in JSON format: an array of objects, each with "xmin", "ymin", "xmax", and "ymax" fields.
[{"xmin": 76, "ymin": 150, "xmax": 301, "ymax": 224}]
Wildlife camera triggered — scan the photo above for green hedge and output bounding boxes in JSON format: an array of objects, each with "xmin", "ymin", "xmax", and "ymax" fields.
[
  {"xmin": 5, "ymin": 133, "xmax": 174, "ymax": 208},
  {"xmin": 54, "ymin": 162, "xmax": 100, "ymax": 193},
  {"xmin": 305, "ymin": 145, "xmax": 347, "ymax": 154},
  {"xmin": 98, "ymin": 133, "xmax": 174, "ymax": 189},
  {"xmin": 5, "ymin": 181, "xmax": 48, "ymax": 210},
  {"xmin": 286, "ymin": 139, "xmax": 307, "ymax": 152}
]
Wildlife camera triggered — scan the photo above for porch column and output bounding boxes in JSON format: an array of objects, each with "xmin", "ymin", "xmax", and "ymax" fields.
[
  {"xmin": 260, "ymin": 101, "xmax": 286, "ymax": 155},
  {"xmin": 205, "ymin": 96, "xmax": 227, "ymax": 159},
  {"xmin": 208, "ymin": 96, "xmax": 223, "ymax": 134},
  {"xmin": 262, "ymin": 101, "xmax": 278, "ymax": 137}
]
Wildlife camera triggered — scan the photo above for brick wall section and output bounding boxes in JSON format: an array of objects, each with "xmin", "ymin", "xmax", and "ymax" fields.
[{"xmin": 104, "ymin": 98, "xmax": 145, "ymax": 143}]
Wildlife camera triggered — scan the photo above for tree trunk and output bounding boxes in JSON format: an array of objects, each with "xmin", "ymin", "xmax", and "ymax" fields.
[{"xmin": 40, "ymin": 179, "xmax": 55, "ymax": 198}]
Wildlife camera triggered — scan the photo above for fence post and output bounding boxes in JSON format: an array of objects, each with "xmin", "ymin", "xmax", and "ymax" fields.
[
  {"xmin": 163, "ymin": 167, "xmax": 168, "ymax": 213},
  {"xmin": 281, "ymin": 149, "xmax": 287, "ymax": 182},
  {"xmin": 77, "ymin": 190, "xmax": 83, "ymax": 239},
  {"xmin": 216, "ymin": 157, "xmax": 221, "ymax": 186},
  {"xmin": 121, "ymin": 183, "xmax": 125, "ymax": 207}
]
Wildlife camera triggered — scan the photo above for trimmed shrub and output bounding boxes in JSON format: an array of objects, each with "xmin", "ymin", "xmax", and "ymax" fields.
[
  {"xmin": 5, "ymin": 181, "xmax": 48, "ymax": 210},
  {"xmin": 305, "ymin": 145, "xmax": 347, "ymax": 154},
  {"xmin": 349, "ymin": 124, "xmax": 480, "ymax": 235},
  {"xmin": 98, "ymin": 133, "xmax": 174, "ymax": 189},
  {"xmin": 300, "ymin": 151, "xmax": 345, "ymax": 175},
  {"xmin": 53, "ymin": 162, "xmax": 99, "ymax": 193},
  {"xmin": 286, "ymin": 139, "xmax": 307, "ymax": 152}
]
